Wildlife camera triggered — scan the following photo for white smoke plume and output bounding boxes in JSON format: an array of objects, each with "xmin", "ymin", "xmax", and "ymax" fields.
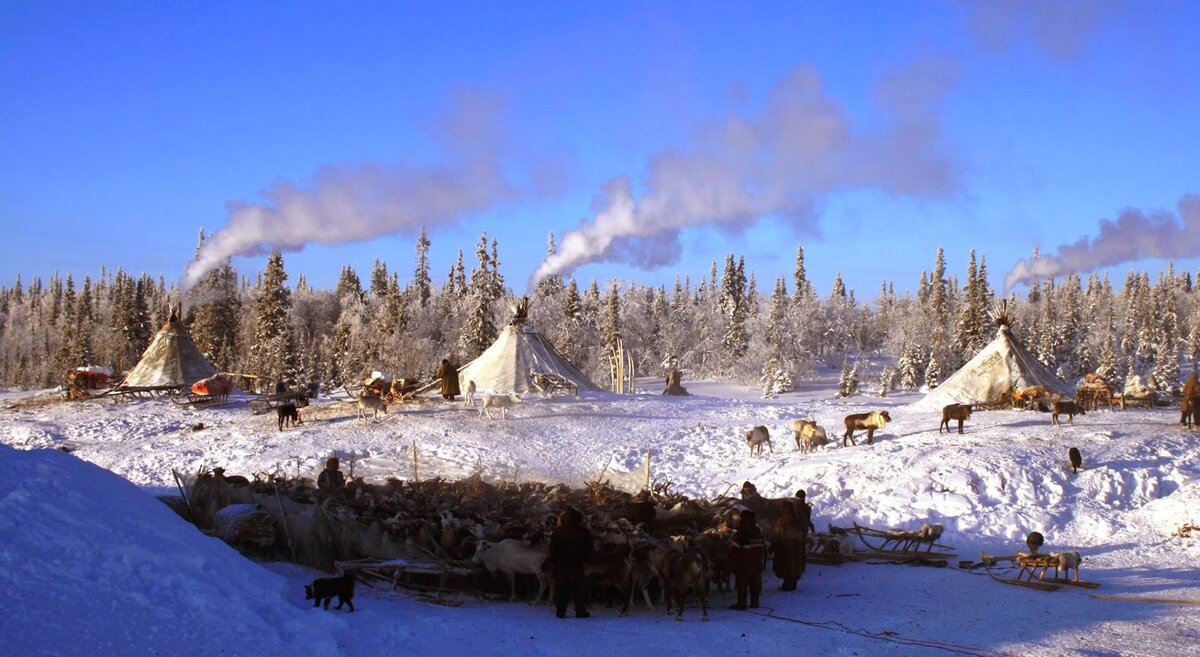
[
  {"xmin": 531, "ymin": 56, "xmax": 961, "ymax": 286},
  {"xmin": 1004, "ymin": 194, "xmax": 1200, "ymax": 290},
  {"xmin": 185, "ymin": 89, "xmax": 524, "ymax": 289}
]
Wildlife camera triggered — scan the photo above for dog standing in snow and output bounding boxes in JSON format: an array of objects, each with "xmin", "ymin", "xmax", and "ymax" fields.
[
  {"xmin": 1068, "ymin": 447, "xmax": 1082, "ymax": 473},
  {"xmin": 464, "ymin": 380, "xmax": 477, "ymax": 408},
  {"xmin": 277, "ymin": 403, "xmax": 301, "ymax": 431},
  {"xmin": 480, "ymin": 393, "xmax": 520, "ymax": 420},
  {"xmin": 305, "ymin": 571, "xmax": 356, "ymax": 611},
  {"xmin": 356, "ymin": 394, "xmax": 387, "ymax": 420}
]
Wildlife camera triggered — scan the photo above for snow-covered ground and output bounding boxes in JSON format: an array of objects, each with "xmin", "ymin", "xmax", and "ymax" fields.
[{"xmin": 2, "ymin": 379, "xmax": 1199, "ymax": 656}]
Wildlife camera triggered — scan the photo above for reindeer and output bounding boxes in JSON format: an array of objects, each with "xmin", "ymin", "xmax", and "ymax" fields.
[
  {"xmin": 939, "ymin": 404, "xmax": 971, "ymax": 434},
  {"xmin": 843, "ymin": 410, "xmax": 891, "ymax": 446}
]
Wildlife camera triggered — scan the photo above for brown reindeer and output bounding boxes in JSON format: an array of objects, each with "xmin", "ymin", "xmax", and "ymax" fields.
[
  {"xmin": 939, "ymin": 404, "xmax": 971, "ymax": 434},
  {"xmin": 1052, "ymin": 400, "xmax": 1085, "ymax": 426}
]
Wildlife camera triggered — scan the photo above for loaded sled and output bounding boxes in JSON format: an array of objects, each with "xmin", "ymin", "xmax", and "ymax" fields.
[
  {"xmin": 977, "ymin": 550, "xmax": 1100, "ymax": 591},
  {"xmin": 827, "ymin": 522, "xmax": 957, "ymax": 566}
]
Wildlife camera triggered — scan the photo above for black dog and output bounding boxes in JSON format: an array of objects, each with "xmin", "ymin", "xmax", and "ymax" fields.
[
  {"xmin": 305, "ymin": 571, "xmax": 355, "ymax": 611},
  {"xmin": 1069, "ymin": 447, "xmax": 1082, "ymax": 473},
  {"xmin": 277, "ymin": 403, "xmax": 301, "ymax": 431}
]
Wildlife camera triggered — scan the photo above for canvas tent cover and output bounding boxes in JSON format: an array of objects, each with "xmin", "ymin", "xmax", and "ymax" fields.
[
  {"xmin": 910, "ymin": 325, "xmax": 1074, "ymax": 411},
  {"xmin": 457, "ymin": 324, "xmax": 599, "ymax": 395},
  {"xmin": 119, "ymin": 317, "xmax": 218, "ymax": 388}
]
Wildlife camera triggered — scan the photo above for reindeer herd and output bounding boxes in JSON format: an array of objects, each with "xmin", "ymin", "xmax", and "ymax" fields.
[
  {"xmin": 182, "ymin": 467, "xmax": 852, "ymax": 620},
  {"xmin": 744, "ymin": 410, "xmax": 893, "ymax": 457}
]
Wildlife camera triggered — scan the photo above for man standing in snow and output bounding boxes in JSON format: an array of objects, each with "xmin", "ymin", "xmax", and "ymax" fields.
[
  {"xmin": 1182, "ymin": 372, "xmax": 1199, "ymax": 425},
  {"xmin": 317, "ymin": 457, "xmax": 345, "ymax": 492},
  {"xmin": 769, "ymin": 502, "xmax": 805, "ymax": 591},
  {"xmin": 549, "ymin": 507, "xmax": 592, "ymax": 619},
  {"xmin": 729, "ymin": 509, "xmax": 765, "ymax": 609},
  {"xmin": 438, "ymin": 358, "xmax": 460, "ymax": 401}
]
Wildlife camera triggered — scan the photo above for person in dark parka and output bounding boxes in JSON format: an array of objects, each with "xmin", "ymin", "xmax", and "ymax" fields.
[
  {"xmin": 770, "ymin": 501, "xmax": 807, "ymax": 591},
  {"xmin": 317, "ymin": 457, "xmax": 345, "ymax": 492},
  {"xmin": 1181, "ymin": 372, "xmax": 1199, "ymax": 425},
  {"xmin": 729, "ymin": 509, "xmax": 766, "ymax": 609},
  {"xmin": 438, "ymin": 358, "xmax": 461, "ymax": 401},
  {"xmin": 549, "ymin": 507, "xmax": 592, "ymax": 618}
]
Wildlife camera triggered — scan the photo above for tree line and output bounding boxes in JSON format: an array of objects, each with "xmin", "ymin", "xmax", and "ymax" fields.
[{"xmin": 1, "ymin": 231, "xmax": 1197, "ymax": 396}]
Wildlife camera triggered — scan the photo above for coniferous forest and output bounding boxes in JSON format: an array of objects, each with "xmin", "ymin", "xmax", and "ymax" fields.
[{"xmin": 1, "ymin": 228, "xmax": 1197, "ymax": 396}]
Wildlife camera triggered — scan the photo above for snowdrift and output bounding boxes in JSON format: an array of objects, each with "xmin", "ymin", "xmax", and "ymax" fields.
[{"xmin": 0, "ymin": 445, "xmax": 336, "ymax": 656}]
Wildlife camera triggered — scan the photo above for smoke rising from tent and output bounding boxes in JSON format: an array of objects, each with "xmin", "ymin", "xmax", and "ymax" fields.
[
  {"xmin": 1004, "ymin": 194, "xmax": 1200, "ymax": 290},
  {"xmin": 962, "ymin": 0, "xmax": 1118, "ymax": 60},
  {"xmin": 185, "ymin": 90, "xmax": 524, "ymax": 289},
  {"xmin": 531, "ymin": 57, "xmax": 961, "ymax": 287}
]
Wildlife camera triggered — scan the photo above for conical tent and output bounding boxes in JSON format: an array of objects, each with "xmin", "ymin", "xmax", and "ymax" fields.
[
  {"xmin": 910, "ymin": 325, "xmax": 1074, "ymax": 411},
  {"xmin": 457, "ymin": 323, "xmax": 600, "ymax": 395},
  {"xmin": 119, "ymin": 314, "xmax": 218, "ymax": 388}
]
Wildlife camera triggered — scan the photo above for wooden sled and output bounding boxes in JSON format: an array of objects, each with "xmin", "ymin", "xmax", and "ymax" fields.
[
  {"xmin": 246, "ymin": 391, "xmax": 309, "ymax": 415},
  {"xmin": 105, "ymin": 385, "xmax": 187, "ymax": 401},
  {"xmin": 980, "ymin": 551, "xmax": 1061, "ymax": 591},
  {"xmin": 171, "ymin": 392, "xmax": 232, "ymax": 407},
  {"xmin": 828, "ymin": 523, "xmax": 957, "ymax": 565}
]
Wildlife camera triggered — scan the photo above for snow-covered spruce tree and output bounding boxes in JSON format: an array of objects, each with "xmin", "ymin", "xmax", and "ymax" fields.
[
  {"xmin": 187, "ymin": 236, "xmax": 241, "ymax": 371},
  {"xmin": 879, "ymin": 366, "xmax": 894, "ymax": 397},
  {"xmin": 1054, "ymin": 274, "xmax": 1084, "ymax": 379},
  {"xmin": 602, "ymin": 281, "xmax": 622, "ymax": 359},
  {"xmin": 1097, "ymin": 336, "xmax": 1118, "ymax": 386},
  {"xmin": 457, "ymin": 291, "xmax": 495, "ymax": 361},
  {"xmin": 954, "ymin": 249, "xmax": 988, "ymax": 361},
  {"xmin": 924, "ymin": 351, "xmax": 942, "ymax": 390},
  {"xmin": 535, "ymin": 232, "xmax": 564, "ymax": 298},
  {"xmin": 719, "ymin": 254, "xmax": 749, "ymax": 365},
  {"xmin": 469, "ymin": 232, "xmax": 491, "ymax": 299},
  {"xmin": 369, "ymin": 259, "xmax": 389, "ymax": 298},
  {"xmin": 249, "ymin": 251, "xmax": 298, "ymax": 384},
  {"xmin": 760, "ymin": 356, "xmax": 793, "ymax": 398},
  {"xmin": 648, "ymin": 285, "xmax": 669, "ymax": 369},
  {"xmin": 1035, "ymin": 280, "xmax": 1058, "ymax": 370},
  {"xmin": 792, "ymin": 243, "xmax": 814, "ymax": 304},
  {"xmin": 109, "ymin": 271, "xmax": 143, "ymax": 370},
  {"xmin": 927, "ymin": 247, "xmax": 954, "ymax": 372},
  {"xmin": 412, "ymin": 226, "xmax": 432, "ymax": 308},
  {"xmin": 335, "ymin": 265, "xmax": 364, "ymax": 302},
  {"xmin": 562, "ymin": 278, "xmax": 582, "ymax": 324},
  {"xmin": 764, "ymin": 277, "xmax": 790, "ymax": 364},
  {"xmin": 489, "ymin": 237, "xmax": 505, "ymax": 303},
  {"xmin": 837, "ymin": 355, "xmax": 858, "ymax": 397},
  {"xmin": 1135, "ymin": 272, "xmax": 1156, "ymax": 366},
  {"xmin": 897, "ymin": 341, "xmax": 923, "ymax": 390},
  {"xmin": 51, "ymin": 275, "xmax": 75, "ymax": 375},
  {"xmin": 1153, "ymin": 331, "xmax": 1180, "ymax": 394},
  {"xmin": 582, "ymin": 279, "xmax": 600, "ymax": 327},
  {"xmin": 1152, "ymin": 277, "xmax": 1181, "ymax": 392},
  {"xmin": 71, "ymin": 277, "xmax": 96, "ymax": 367},
  {"xmin": 1185, "ymin": 300, "xmax": 1200, "ymax": 370}
]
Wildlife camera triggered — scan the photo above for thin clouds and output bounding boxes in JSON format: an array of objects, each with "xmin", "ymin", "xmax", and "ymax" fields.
[{"xmin": 962, "ymin": 0, "xmax": 1119, "ymax": 60}]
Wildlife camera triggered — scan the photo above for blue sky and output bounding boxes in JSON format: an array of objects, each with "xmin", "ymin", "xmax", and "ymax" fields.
[{"xmin": 1, "ymin": 1, "xmax": 1197, "ymax": 297}]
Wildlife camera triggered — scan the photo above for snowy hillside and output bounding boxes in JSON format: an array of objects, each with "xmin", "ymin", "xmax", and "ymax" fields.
[{"xmin": 2, "ymin": 383, "xmax": 1199, "ymax": 656}]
